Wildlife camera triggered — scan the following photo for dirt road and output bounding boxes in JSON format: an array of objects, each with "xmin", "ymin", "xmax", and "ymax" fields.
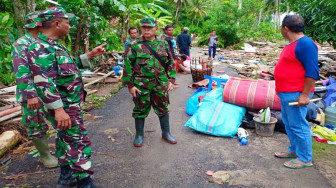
[{"xmin": 0, "ymin": 47, "xmax": 332, "ymax": 187}]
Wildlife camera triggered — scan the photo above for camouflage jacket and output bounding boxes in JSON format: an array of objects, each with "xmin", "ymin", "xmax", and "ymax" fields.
[
  {"xmin": 122, "ymin": 36, "xmax": 176, "ymax": 89},
  {"xmin": 11, "ymin": 33, "xmax": 38, "ymax": 103},
  {"xmin": 27, "ymin": 33, "xmax": 91, "ymax": 110}
]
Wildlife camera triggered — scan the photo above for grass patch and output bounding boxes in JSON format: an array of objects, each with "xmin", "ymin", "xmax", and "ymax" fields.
[
  {"xmin": 83, "ymin": 94, "xmax": 108, "ymax": 111},
  {"xmin": 313, "ymin": 139, "xmax": 336, "ymax": 159},
  {"xmin": 312, "ymin": 139, "xmax": 336, "ymax": 174}
]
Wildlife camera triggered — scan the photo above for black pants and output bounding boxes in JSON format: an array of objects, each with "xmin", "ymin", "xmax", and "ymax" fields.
[{"xmin": 179, "ymin": 48, "xmax": 190, "ymax": 57}]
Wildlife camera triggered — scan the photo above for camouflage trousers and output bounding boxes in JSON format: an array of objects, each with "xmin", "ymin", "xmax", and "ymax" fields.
[
  {"xmin": 21, "ymin": 102, "xmax": 49, "ymax": 139},
  {"xmin": 45, "ymin": 102, "xmax": 94, "ymax": 179},
  {"xmin": 132, "ymin": 84, "xmax": 169, "ymax": 118}
]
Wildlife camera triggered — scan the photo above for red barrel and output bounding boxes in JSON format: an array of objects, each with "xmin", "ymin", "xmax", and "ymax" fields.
[{"xmin": 223, "ymin": 77, "xmax": 281, "ymax": 110}]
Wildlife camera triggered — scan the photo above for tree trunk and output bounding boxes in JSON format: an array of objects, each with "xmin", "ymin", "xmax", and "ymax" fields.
[
  {"xmin": 26, "ymin": 0, "xmax": 36, "ymax": 13},
  {"xmin": 175, "ymin": 0, "xmax": 180, "ymax": 23},
  {"xmin": 258, "ymin": 7, "xmax": 263, "ymax": 26},
  {"xmin": 74, "ymin": 15, "xmax": 85, "ymax": 57},
  {"xmin": 191, "ymin": 15, "xmax": 195, "ymax": 25},
  {"xmin": 12, "ymin": 0, "xmax": 26, "ymax": 36},
  {"xmin": 237, "ymin": 0, "xmax": 242, "ymax": 25},
  {"xmin": 126, "ymin": 14, "xmax": 130, "ymax": 39},
  {"xmin": 274, "ymin": 0, "xmax": 281, "ymax": 30},
  {"xmin": 84, "ymin": 17, "xmax": 91, "ymax": 53},
  {"xmin": 120, "ymin": 14, "xmax": 127, "ymax": 43},
  {"xmin": 197, "ymin": 18, "xmax": 200, "ymax": 27}
]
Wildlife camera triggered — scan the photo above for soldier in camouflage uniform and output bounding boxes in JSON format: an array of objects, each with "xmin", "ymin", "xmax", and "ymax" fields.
[
  {"xmin": 27, "ymin": 7, "xmax": 106, "ymax": 188},
  {"xmin": 11, "ymin": 12, "xmax": 58, "ymax": 168},
  {"xmin": 123, "ymin": 18, "xmax": 177, "ymax": 147}
]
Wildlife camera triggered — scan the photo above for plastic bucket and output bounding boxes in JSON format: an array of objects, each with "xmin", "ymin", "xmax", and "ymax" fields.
[{"xmin": 253, "ymin": 117, "xmax": 278, "ymax": 137}]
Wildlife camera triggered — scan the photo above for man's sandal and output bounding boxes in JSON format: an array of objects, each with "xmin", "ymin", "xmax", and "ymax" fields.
[
  {"xmin": 274, "ymin": 151, "xmax": 297, "ymax": 158},
  {"xmin": 284, "ymin": 159, "xmax": 313, "ymax": 169}
]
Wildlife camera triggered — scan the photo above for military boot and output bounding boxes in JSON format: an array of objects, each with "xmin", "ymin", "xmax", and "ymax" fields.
[
  {"xmin": 77, "ymin": 177, "xmax": 98, "ymax": 188},
  {"xmin": 159, "ymin": 114, "xmax": 177, "ymax": 144},
  {"xmin": 134, "ymin": 118, "xmax": 145, "ymax": 147},
  {"xmin": 57, "ymin": 165, "xmax": 77, "ymax": 188},
  {"xmin": 32, "ymin": 136, "xmax": 58, "ymax": 168}
]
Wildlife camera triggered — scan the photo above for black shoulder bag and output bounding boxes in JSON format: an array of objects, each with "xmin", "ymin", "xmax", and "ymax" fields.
[{"xmin": 141, "ymin": 42, "xmax": 167, "ymax": 70}]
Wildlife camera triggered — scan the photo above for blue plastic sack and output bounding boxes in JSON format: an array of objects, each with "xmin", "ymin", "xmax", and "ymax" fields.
[
  {"xmin": 324, "ymin": 76, "xmax": 336, "ymax": 106},
  {"xmin": 112, "ymin": 65, "xmax": 122, "ymax": 76},
  {"xmin": 184, "ymin": 101, "xmax": 246, "ymax": 137},
  {"xmin": 201, "ymin": 87, "xmax": 223, "ymax": 103},
  {"xmin": 186, "ymin": 88, "xmax": 207, "ymax": 116}
]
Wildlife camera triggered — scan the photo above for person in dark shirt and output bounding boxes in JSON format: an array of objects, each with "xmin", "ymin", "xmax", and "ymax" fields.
[
  {"xmin": 163, "ymin": 25, "xmax": 179, "ymax": 71},
  {"xmin": 163, "ymin": 25, "xmax": 178, "ymax": 59},
  {"xmin": 177, "ymin": 27, "xmax": 191, "ymax": 56}
]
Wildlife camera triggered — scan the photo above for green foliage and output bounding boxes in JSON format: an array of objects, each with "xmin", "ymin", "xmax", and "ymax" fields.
[
  {"xmin": 137, "ymin": 8, "xmax": 172, "ymax": 29},
  {"xmin": 58, "ymin": 0, "xmax": 123, "ymax": 54},
  {"xmin": 28, "ymin": 149, "xmax": 40, "ymax": 158},
  {"xmin": 189, "ymin": 0, "xmax": 281, "ymax": 47},
  {"xmin": 0, "ymin": 12, "xmax": 16, "ymax": 85},
  {"xmin": 284, "ymin": 0, "xmax": 336, "ymax": 48},
  {"xmin": 239, "ymin": 22, "xmax": 282, "ymax": 42}
]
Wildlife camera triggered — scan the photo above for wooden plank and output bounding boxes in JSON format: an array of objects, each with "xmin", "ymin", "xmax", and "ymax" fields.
[
  {"xmin": 3, "ymin": 98, "xmax": 17, "ymax": 103},
  {"xmin": 97, "ymin": 72, "xmax": 108, "ymax": 76},
  {"xmin": 0, "ymin": 111, "xmax": 21, "ymax": 123},
  {"xmin": 0, "ymin": 86, "xmax": 16, "ymax": 95},
  {"xmin": 0, "ymin": 106, "xmax": 21, "ymax": 117},
  {"xmin": 0, "ymin": 116, "xmax": 22, "ymax": 126},
  {"xmin": 84, "ymin": 71, "xmax": 115, "ymax": 88},
  {"xmin": 87, "ymin": 90, "xmax": 97, "ymax": 95},
  {"xmin": 83, "ymin": 77, "xmax": 119, "ymax": 84}
]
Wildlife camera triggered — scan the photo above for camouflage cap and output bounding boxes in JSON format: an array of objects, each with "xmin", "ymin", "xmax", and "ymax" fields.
[
  {"xmin": 40, "ymin": 7, "xmax": 74, "ymax": 22},
  {"xmin": 140, "ymin": 18, "xmax": 157, "ymax": 27},
  {"xmin": 23, "ymin": 12, "xmax": 42, "ymax": 29}
]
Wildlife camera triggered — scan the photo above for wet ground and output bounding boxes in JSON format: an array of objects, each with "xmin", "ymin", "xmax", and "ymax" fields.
[{"xmin": 0, "ymin": 47, "xmax": 333, "ymax": 187}]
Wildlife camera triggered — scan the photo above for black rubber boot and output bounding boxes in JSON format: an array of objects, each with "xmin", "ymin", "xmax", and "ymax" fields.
[
  {"xmin": 57, "ymin": 166, "xmax": 77, "ymax": 188},
  {"xmin": 77, "ymin": 177, "xmax": 97, "ymax": 188},
  {"xmin": 159, "ymin": 114, "xmax": 177, "ymax": 144},
  {"xmin": 134, "ymin": 118, "xmax": 145, "ymax": 147}
]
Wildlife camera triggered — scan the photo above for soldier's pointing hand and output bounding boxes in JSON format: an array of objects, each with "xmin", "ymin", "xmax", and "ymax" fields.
[{"xmin": 86, "ymin": 43, "xmax": 107, "ymax": 59}]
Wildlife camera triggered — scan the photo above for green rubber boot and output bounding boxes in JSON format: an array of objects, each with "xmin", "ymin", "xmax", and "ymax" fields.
[
  {"xmin": 134, "ymin": 118, "xmax": 145, "ymax": 147},
  {"xmin": 32, "ymin": 136, "xmax": 58, "ymax": 168},
  {"xmin": 159, "ymin": 114, "xmax": 177, "ymax": 144}
]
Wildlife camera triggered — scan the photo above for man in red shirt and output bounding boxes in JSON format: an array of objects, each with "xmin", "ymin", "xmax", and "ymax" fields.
[{"xmin": 274, "ymin": 15, "xmax": 319, "ymax": 169}]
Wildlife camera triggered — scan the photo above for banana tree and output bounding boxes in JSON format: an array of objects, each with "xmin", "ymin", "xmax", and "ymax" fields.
[
  {"xmin": 112, "ymin": 0, "xmax": 169, "ymax": 43},
  {"xmin": 136, "ymin": 7, "xmax": 172, "ymax": 29}
]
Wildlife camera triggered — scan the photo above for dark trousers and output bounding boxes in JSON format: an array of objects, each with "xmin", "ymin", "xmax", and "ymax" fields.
[
  {"xmin": 179, "ymin": 48, "xmax": 190, "ymax": 57},
  {"xmin": 209, "ymin": 45, "xmax": 216, "ymax": 58}
]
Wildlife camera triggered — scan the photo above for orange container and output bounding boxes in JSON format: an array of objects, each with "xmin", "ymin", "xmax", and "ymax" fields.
[{"xmin": 223, "ymin": 77, "xmax": 281, "ymax": 110}]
